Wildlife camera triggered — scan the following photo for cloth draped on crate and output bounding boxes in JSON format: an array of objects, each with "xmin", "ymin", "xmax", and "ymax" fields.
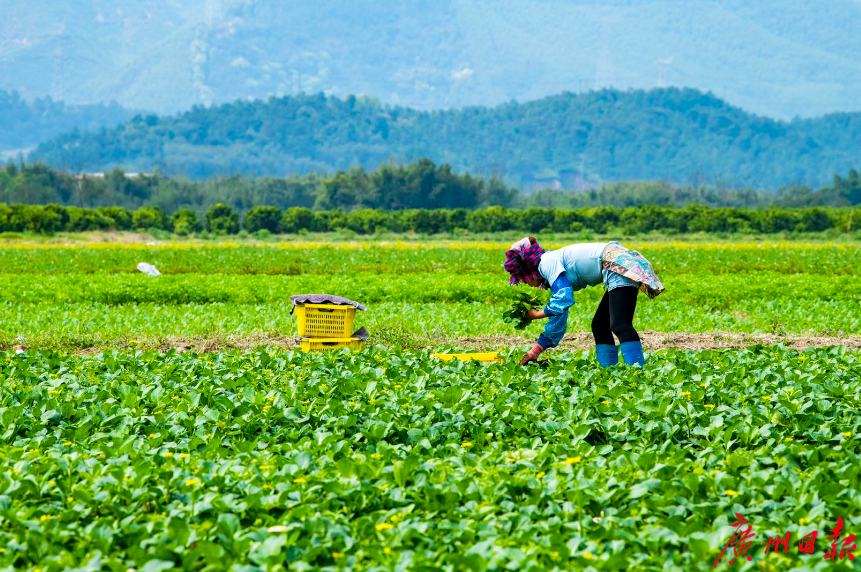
[
  {"xmin": 289, "ymin": 294, "xmax": 366, "ymax": 312},
  {"xmin": 290, "ymin": 293, "xmax": 368, "ymax": 340},
  {"xmin": 601, "ymin": 242, "xmax": 665, "ymax": 299}
]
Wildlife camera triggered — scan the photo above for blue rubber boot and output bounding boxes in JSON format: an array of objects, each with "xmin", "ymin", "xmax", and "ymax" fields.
[
  {"xmin": 620, "ymin": 341, "xmax": 645, "ymax": 367},
  {"xmin": 595, "ymin": 344, "xmax": 619, "ymax": 368}
]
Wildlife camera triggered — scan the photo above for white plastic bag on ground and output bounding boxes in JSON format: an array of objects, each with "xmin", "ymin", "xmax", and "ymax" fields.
[{"xmin": 137, "ymin": 262, "xmax": 161, "ymax": 277}]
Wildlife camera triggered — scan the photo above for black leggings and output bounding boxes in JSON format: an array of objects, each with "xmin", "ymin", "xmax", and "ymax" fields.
[{"xmin": 591, "ymin": 286, "xmax": 639, "ymax": 345}]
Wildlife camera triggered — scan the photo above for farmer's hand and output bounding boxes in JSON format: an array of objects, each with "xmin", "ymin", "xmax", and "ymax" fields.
[
  {"xmin": 519, "ymin": 343, "xmax": 544, "ymax": 365},
  {"xmin": 525, "ymin": 309, "xmax": 546, "ymax": 321}
]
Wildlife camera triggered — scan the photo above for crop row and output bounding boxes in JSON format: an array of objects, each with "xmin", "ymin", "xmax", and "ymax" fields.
[
  {"xmin": 7, "ymin": 272, "xmax": 860, "ymax": 306},
  {"xmin": 0, "ymin": 241, "xmax": 858, "ymax": 276},
  {"xmin": 3, "ymin": 297, "xmax": 860, "ymax": 352},
  {"xmin": 0, "ymin": 346, "xmax": 856, "ymax": 570}
]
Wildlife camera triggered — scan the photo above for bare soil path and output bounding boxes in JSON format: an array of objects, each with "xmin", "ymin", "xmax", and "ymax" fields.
[{"xmin": 76, "ymin": 330, "xmax": 861, "ymax": 355}]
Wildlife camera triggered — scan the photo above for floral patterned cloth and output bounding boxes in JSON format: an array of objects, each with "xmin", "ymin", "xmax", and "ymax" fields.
[{"xmin": 601, "ymin": 242, "xmax": 665, "ymax": 299}]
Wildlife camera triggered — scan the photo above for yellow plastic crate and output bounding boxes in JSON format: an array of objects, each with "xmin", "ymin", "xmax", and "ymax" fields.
[
  {"xmin": 299, "ymin": 337, "xmax": 364, "ymax": 352},
  {"xmin": 295, "ymin": 303, "xmax": 357, "ymax": 338},
  {"xmin": 432, "ymin": 352, "xmax": 503, "ymax": 364}
]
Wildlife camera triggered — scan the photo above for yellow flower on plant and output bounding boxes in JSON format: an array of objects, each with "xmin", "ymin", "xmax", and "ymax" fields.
[
  {"xmin": 843, "ymin": 431, "xmax": 851, "ymax": 438},
  {"xmin": 48, "ymin": 480, "xmax": 56, "ymax": 486},
  {"xmin": 178, "ymin": 453, "xmax": 189, "ymax": 460},
  {"xmin": 383, "ymin": 547, "xmax": 392, "ymax": 554},
  {"xmin": 582, "ymin": 552, "xmax": 593, "ymax": 559},
  {"xmin": 704, "ymin": 404, "xmax": 715, "ymax": 409},
  {"xmin": 539, "ymin": 387, "xmax": 547, "ymax": 392},
  {"xmin": 162, "ymin": 452, "xmax": 174, "ymax": 458},
  {"xmin": 536, "ymin": 472, "xmax": 546, "ymax": 479},
  {"xmin": 293, "ymin": 477, "xmax": 307, "ymax": 484},
  {"xmin": 259, "ymin": 465, "xmax": 273, "ymax": 470},
  {"xmin": 394, "ymin": 384, "xmax": 402, "ymax": 389},
  {"xmin": 602, "ymin": 400, "xmax": 610, "ymax": 405},
  {"xmin": 332, "ymin": 551, "xmax": 344, "ymax": 559},
  {"xmin": 185, "ymin": 478, "xmax": 200, "ymax": 486},
  {"xmin": 681, "ymin": 391, "xmax": 691, "ymax": 397},
  {"xmin": 565, "ymin": 456, "xmax": 581, "ymax": 465},
  {"xmin": 375, "ymin": 523, "xmax": 394, "ymax": 531},
  {"xmin": 426, "ymin": 394, "xmax": 434, "ymax": 399},
  {"xmin": 762, "ymin": 396, "xmax": 772, "ymax": 401},
  {"xmin": 370, "ymin": 453, "xmax": 382, "ymax": 459},
  {"xmin": 461, "ymin": 442, "xmax": 473, "ymax": 449},
  {"xmin": 799, "ymin": 517, "xmax": 809, "ymax": 525},
  {"xmin": 725, "ymin": 490, "xmax": 741, "ymax": 496}
]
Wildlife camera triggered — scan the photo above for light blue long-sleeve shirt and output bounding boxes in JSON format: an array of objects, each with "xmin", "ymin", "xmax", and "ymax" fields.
[
  {"xmin": 538, "ymin": 243, "xmax": 609, "ymax": 292},
  {"xmin": 535, "ymin": 243, "xmax": 609, "ymax": 349}
]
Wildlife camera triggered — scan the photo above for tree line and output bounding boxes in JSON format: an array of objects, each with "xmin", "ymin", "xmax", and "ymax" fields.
[
  {"xmin": 1, "ymin": 202, "xmax": 857, "ymax": 236},
  {"xmin": 2, "ymin": 159, "xmax": 860, "ymax": 215}
]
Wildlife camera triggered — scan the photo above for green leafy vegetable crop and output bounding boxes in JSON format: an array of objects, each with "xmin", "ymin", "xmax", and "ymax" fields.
[
  {"xmin": 0, "ymin": 346, "xmax": 857, "ymax": 570},
  {"xmin": 502, "ymin": 287, "xmax": 549, "ymax": 329}
]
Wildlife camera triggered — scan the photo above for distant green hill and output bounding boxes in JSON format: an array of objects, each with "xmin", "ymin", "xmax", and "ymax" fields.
[
  {"xmin": 0, "ymin": 90, "xmax": 132, "ymax": 154},
  {"xmin": 28, "ymin": 88, "xmax": 861, "ymax": 190},
  {"xmin": 4, "ymin": 0, "xmax": 861, "ymax": 119}
]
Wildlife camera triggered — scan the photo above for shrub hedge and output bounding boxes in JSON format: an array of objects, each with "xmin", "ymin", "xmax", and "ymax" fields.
[{"xmin": 1, "ymin": 203, "xmax": 858, "ymax": 235}]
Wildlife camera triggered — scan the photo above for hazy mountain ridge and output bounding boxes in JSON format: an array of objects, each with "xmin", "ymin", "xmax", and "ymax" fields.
[
  {"xmin": 0, "ymin": 89, "xmax": 133, "ymax": 155},
  {"xmin": 28, "ymin": 88, "xmax": 861, "ymax": 190},
  {"xmin": 4, "ymin": 0, "xmax": 861, "ymax": 119}
]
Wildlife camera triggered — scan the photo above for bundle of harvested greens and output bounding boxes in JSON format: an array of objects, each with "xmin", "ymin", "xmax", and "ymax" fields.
[{"xmin": 502, "ymin": 288, "xmax": 549, "ymax": 330}]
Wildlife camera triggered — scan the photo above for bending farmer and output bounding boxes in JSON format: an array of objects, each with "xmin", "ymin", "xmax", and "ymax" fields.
[{"xmin": 503, "ymin": 237, "xmax": 664, "ymax": 367}]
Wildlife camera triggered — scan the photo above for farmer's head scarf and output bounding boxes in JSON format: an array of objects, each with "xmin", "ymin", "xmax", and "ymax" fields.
[{"xmin": 504, "ymin": 237, "xmax": 548, "ymax": 288}]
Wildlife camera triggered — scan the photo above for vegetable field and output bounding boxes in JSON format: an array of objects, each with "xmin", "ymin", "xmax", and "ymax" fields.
[
  {"xmin": 2, "ymin": 346, "xmax": 860, "ymax": 571},
  {"xmin": 2, "ymin": 238, "xmax": 860, "ymax": 571},
  {"xmin": 2, "ymin": 240, "xmax": 861, "ymax": 350}
]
